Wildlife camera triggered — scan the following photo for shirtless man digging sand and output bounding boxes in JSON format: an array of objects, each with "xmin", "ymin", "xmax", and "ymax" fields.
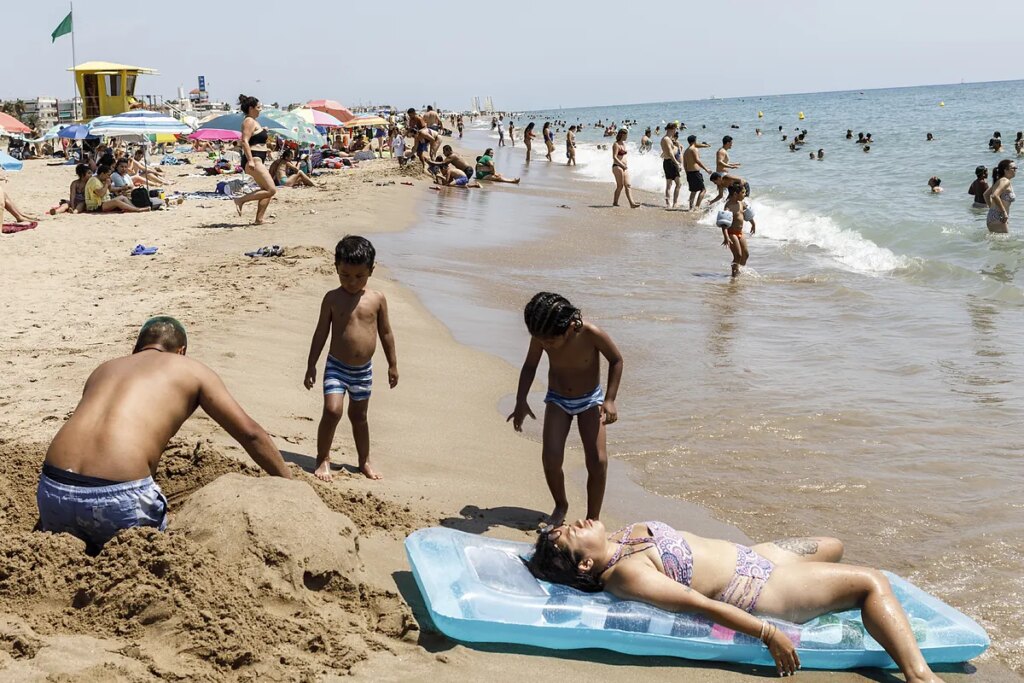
[{"xmin": 39, "ymin": 316, "xmax": 292, "ymax": 553}]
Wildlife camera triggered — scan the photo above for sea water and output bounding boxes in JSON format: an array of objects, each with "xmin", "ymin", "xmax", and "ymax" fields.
[{"xmin": 377, "ymin": 81, "xmax": 1024, "ymax": 673}]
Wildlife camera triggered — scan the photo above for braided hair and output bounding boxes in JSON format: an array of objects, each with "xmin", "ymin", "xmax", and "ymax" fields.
[
  {"xmin": 524, "ymin": 292, "xmax": 582, "ymax": 338},
  {"xmin": 526, "ymin": 530, "xmax": 604, "ymax": 593}
]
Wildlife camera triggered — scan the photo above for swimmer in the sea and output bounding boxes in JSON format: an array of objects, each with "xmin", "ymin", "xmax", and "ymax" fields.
[
  {"xmin": 716, "ymin": 135, "xmax": 741, "ymax": 173},
  {"xmin": 968, "ymin": 165, "xmax": 989, "ymax": 208},
  {"xmin": 983, "ymin": 159, "xmax": 1016, "ymax": 234},
  {"xmin": 928, "ymin": 177, "xmax": 943, "ymax": 193},
  {"xmin": 817, "ymin": 148, "xmax": 824, "ymax": 160}
]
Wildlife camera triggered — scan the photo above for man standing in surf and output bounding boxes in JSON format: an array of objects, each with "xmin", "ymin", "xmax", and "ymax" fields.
[
  {"xmin": 661, "ymin": 122, "xmax": 682, "ymax": 208},
  {"xmin": 683, "ymin": 135, "xmax": 712, "ymax": 210},
  {"xmin": 716, "ymin": 135, "xmax": 742, "ymax": 173}
]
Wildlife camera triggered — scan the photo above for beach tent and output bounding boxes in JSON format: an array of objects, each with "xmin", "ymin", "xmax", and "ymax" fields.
[
  {"xmin": 306, "ymin": 100, "xmax": 355, "ymax": 123},
  {"xmin": 0, "ymin": 150, "xmax": 24, "ymax": 172},
  {"xmin": 0, "ymin": 112, "xmax": 32, "ymax": 134}
]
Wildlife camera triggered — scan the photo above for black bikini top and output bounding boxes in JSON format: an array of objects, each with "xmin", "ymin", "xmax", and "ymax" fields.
[{"xmin": 248, "ymin": 124, "xmax": 268, "ymax": 147}]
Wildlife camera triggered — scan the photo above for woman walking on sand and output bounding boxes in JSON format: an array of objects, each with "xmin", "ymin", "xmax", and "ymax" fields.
[
  {"xmin": 611, "ymin": 129, "xmax": 640, "ymax": 208},
  {"xmin": 524, "ymin": 122, "xmax": 536, "ymax": 162},
  {"xmin": 509, "ymin": 120, "xmax": 516, "ymax": 147},
  {"xmin": 235, "ymin": 94, "xmax": 277, "ymax": 225},
  {"xmin": 984, "ymin": 159, "xmax": 1016, "ymax": 234},
  {"xmin": 542, "ymin": 121, "xmax": 555, "ymax": 161}
]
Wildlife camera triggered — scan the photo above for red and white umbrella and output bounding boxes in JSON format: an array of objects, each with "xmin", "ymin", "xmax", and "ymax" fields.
[{"xmin": 305, "ymin": 99, "xmax": 355, "ymax": 123}]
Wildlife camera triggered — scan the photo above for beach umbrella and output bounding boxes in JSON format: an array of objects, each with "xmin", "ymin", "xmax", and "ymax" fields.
[
  {"xmin": 0, "ymin": 150, "xmax": 23, "ymax": 172},
  {"xmin": 343, "ymin": 116, "xmax": 388, "ymax": 129},
  {"xmin": 294, "ymin": 108, "xmax": 344, "ymax": 128},
  {"xmin": 88, "ymin": 110, "xmax": 192, "ymax": 137},
  {"xmin": 306, "ymin": 99, "xmax": 355, "ymax": 123},
  {"xmin": 188, "ymin": 128, "xmax": 241, "ymax": 141},
  {"xmin": 40, "ymin": 124, "xmax": 64, "ymax": 140},
  {"xmin": 58, "ymin": 124, "xmax": 97, "ymax": 140},
  {"xmin": 262, "ymin": 110, "xmax": 326, "ymax": 146},
  {"xmin": 198, "ymin": 112, "xmax": 284, "ymax": 132},
  {"xmin": 0, "ymin": 112, "xmax": 31, "ymax": 134}
]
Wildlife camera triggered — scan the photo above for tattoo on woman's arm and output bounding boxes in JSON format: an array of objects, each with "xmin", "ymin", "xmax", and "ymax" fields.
[{"xmin": 772, "ymin": 538, "xmax": 819, "ymax": 556}]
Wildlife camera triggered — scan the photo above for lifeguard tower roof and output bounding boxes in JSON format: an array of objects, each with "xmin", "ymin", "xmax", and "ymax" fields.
[{"xmin": 68, "ymin": 61, "xmax": 158, "ymax": 74}]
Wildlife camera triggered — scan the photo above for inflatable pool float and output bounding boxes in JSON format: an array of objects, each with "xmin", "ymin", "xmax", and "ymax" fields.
[{"xmin": 405, "ymin": 527, "xmax": 989, "ymax": 669}]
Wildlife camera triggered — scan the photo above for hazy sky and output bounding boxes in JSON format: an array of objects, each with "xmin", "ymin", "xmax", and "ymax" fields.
[{"xmin": 5, "ymin": 0, "xmax": 1022, "ymax": 112}]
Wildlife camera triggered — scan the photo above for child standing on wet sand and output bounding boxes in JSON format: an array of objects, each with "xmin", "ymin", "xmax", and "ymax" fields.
[
  {"xmin": 305, "ymin": 236, "xmax": 398, "ymax": 481},
  {"xmin": 508, "ymin": 293, "xmax": 623, "ymax": 527}
]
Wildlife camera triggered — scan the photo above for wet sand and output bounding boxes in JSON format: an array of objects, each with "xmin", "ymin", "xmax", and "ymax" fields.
[{"xmin": 0, "ymin": 151, "xmax": 1015, "ymax": 681}]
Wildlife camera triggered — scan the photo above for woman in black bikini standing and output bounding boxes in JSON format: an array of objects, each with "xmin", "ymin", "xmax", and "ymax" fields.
[
  {"xmin": 611, "ymin": 128, "xmax": 640, "ymax": 209},
  {"xmin": 235, "ymin": 94, "xmax": 277, "ymax": 225}
]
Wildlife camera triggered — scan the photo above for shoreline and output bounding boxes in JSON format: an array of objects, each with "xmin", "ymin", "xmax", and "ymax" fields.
[{"xmin": 0, "ymin": 149, "xmax": 1016, "ymax": 681}]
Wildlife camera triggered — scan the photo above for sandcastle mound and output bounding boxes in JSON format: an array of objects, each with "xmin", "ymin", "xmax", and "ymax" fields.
[{"xmin": 0, "ymin": 441, "xmax": 422, "ymax": 681}]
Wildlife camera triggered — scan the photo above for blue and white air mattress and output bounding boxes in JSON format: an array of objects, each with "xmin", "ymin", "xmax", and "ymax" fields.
[{"xmin": 405, "ymin": 527, "xmax": 989, "ymax": 670}]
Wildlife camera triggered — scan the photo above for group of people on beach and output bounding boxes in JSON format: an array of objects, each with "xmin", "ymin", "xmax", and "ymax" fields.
[{"xmin": 21, "ymin": 96, "xmax": 954, "ymax": 682}]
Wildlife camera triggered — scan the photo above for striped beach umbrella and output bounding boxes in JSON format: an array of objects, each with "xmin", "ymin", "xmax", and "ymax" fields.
[
  {"xmin": 88, "ymin": 110, "xmax": 193, "ymax": 137},
  {"xmin": 294, "ymin": 107, "xmax": 344, "ymax": 128}
]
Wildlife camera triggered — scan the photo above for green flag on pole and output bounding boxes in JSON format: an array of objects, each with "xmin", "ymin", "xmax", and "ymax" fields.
[{"xmin": 51, "ymin": 12, "xmax": 73, "ymax": 43}]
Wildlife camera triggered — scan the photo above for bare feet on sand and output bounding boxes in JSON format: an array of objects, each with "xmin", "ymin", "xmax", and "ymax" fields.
[
  {"xmin": 233, "ymin": 198, "xmax": 244, "ymax": 216},
  {"xmin": 313, "ymin": 458, "xmax": 333, "ymax": 482},
  {"xmin": 360, "ymin": 462, "xmax": 383, "ymax": 480}
]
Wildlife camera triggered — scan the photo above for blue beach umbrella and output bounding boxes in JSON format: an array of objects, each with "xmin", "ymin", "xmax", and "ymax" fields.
[
  {"xmin": 0, "ymin": 150, "xmax": 23, "ymax": 172},
  {"xmin": 58, "ymin": 124, "xmax": 97, "ymax": 140},
  {"xmin": 199, "ymin": 112, "xmax": 284, "ymax": 132}
]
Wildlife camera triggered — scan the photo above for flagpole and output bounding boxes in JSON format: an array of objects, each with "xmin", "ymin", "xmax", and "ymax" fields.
[{"xmin": 69, "ymin": 2, "xmax": 78, "ymax": 120}]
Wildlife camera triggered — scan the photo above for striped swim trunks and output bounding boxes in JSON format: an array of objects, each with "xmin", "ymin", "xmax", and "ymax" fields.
[
  {"xmin": 323, "ymin": 356, "xmax": 373, "ymax": 401},
  {"xmin": 544, "ymin": 385, "xmax": 605, "ymax": 416}
]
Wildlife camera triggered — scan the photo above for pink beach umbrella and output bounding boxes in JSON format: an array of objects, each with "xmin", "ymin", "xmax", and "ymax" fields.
[
  {"xmin": 306, "ymin": 99, "xmax": 355, "ymax": 123},
  {"xmin": 188, "ymin": 128, "xmax": 241, "ymax": 141},
  {"xmin": 294, "ymin": 108, "xmax": 344, "ymax": 128}
]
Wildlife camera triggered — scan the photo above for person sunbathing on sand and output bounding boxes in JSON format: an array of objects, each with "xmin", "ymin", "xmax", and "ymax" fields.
[
  {"xmin": 305, "ymin": 236, "xmax": 399, "ymax": 481},
  {"xmin": 129, "ymin": 148, "xmax": 171, "ymax": 185},
  {"xmin": 1, "ymin": 170, "xmax": 40, "ymax": 226},
  {"xmin": 530, "ymin": 520, "xmax": 945, "ymax": 682},
  {"xmin": 39, "ymin": 317, "xmax": 292, "ymax": 554},
  {"xmin": 508, "ymin": 293, "xmax": 623, "ymax": 528}
]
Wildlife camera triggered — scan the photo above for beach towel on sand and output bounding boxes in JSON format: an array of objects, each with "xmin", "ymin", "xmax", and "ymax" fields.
[{"xmin": 2, "ymin": 222, "xmax": 38, "ymax": 234}]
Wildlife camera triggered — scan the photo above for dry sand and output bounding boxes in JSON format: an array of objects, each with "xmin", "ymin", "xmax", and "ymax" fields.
[{"xmin": 0, "ymin": 154, "xmax": 1013, "ymax": 682}]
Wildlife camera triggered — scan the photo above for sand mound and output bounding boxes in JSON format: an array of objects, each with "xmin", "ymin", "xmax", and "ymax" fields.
[
  {"xmin": 176, "ymin": 473, "xmax": 363, "ymax": 595},
  {"xmin": 0, "ymin": 442, "xmax": 421, "ymax": 680}
]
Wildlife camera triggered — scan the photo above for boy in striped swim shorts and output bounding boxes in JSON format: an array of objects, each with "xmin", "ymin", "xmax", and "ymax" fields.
[
  {"xmin": 507, "ymin": 293, "xmax": 624, "ymax": 528},
  {"xmin": 305, "ymin": 236, "xmax": 398, "ymax": 481}
]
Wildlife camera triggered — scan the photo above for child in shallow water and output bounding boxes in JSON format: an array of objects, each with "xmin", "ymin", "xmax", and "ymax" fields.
[{"xmin": 508, "ymin": 293, "xmax": 623, "ymax": 528}]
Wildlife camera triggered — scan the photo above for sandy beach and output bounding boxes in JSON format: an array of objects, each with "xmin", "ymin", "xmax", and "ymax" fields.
[{"xmin": 0, "ymin": 151, "xmax": 1016, "ymax": 682}]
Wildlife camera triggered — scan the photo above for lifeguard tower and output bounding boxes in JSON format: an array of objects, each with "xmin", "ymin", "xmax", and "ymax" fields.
[{"xmin": 69, "ymin": 61, "xmax": 157, "ymax": 121}]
